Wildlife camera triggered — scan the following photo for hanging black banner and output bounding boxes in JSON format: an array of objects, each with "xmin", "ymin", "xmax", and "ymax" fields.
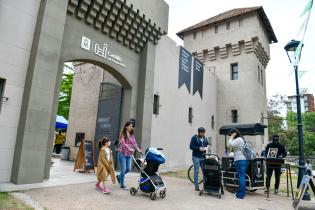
[
  {"xmin": 178, "ymin": 46, "xmax": 192, "ymax": 93},
  {"xmin": 193, "ymin": 58, "xmax": 203, "ymax": 99}
]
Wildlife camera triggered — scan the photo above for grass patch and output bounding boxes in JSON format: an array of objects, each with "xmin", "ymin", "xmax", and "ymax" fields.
[{"xmin": 0, "ymin": 192, "xmax": 34, "ymax": 210}]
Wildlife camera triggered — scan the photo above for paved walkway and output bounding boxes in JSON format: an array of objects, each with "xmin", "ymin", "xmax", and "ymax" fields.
[{"xmin": 25, "ymin": 175, "xmax": 296, "ymax": 210}]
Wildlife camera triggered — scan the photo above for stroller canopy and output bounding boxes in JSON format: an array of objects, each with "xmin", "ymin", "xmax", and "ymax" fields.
[{"xmin": 145, "ymin": 148, "xmax": 165, "ymax": 164}]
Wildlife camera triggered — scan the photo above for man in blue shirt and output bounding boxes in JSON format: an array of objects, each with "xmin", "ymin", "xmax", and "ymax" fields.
[{"xmin": 189, "ymin": 127, "xmax": 209, "ymax": 191}]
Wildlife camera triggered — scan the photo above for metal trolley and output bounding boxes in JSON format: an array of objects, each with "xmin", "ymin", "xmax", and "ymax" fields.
[{"xmin": 219, "ymin": 123, "xmax": 267, "ymax": 193}]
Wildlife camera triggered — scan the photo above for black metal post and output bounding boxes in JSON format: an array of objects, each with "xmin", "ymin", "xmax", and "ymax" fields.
[{"xmin": 294, "ymin": 65, "xmax": 310, "ymax": 200}]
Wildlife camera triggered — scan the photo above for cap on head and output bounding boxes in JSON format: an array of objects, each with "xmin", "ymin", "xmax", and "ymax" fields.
[
  {"xmin": 272, "ymin": 135, "xmax": 279, "ymax": 142},
  {"xmin": 198, "ymin": 127, "xmax": 206, "ymax": 133}
]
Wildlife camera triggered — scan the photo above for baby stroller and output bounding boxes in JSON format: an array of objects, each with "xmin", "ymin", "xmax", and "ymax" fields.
[
  {"xmin": 199, "ymin": 154, "xmax": 224, "ymax": 199},
  {"xmin": 130, "ymin": 147, "xmax": 167, "ymax": 200}
]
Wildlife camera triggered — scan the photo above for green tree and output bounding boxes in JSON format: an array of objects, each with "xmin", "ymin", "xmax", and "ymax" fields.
[
  {"xmin": 57, "ymin": 65, "xmax": 74, "ymax": 119},
  {"xmin": 286, "ymin": 111, "xmax": 315, "ymax": 156},
  {"xmin": 267, "ymin": 94, "xmax": 286, "ymax": 139}
]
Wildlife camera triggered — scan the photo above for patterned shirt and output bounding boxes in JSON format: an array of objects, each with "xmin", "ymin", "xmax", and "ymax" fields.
[{"xmin": 118, "ymin": 135, "xmax": 139, "ymax": 156}]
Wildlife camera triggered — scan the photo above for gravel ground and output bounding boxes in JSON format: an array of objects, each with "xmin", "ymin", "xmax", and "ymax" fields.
[{"xmin": 25, "ymin": 176, "xmax": 296, "ymax": 210}]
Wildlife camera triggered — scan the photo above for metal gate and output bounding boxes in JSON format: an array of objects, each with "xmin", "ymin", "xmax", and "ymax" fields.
[{"xmin": 94, "ymin": 82, "xmax": 122, "ymax": 167}]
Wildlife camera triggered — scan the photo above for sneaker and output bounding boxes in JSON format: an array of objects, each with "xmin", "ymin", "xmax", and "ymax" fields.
[
  {"xmin": 95, "ymin": 183, "xmax": 102, "ymax": 191},
  {"xmin": 274, "ymin": 189, "xmax": 279, "ymax": 194},
  {"xmin": 102, "ymin": 187, "xmax": 110, "ymax": 194},
  {"xmin": 234, "ymin": 193, "xmax": 244, "ymax": 199},
  {"xmin": 195, "ymin": 187, "xmax": 200, "ymax": 191},
  {"xmin": 116, "ymin": 175, "xmax": 120, "ymax": 184},
  {"xmin": 264, "ymin": 188, "xmax": 270, "ymax": 194},
  {"xmin": 120, "ymin": 185, "xmax": 129, "ymax": 190}
]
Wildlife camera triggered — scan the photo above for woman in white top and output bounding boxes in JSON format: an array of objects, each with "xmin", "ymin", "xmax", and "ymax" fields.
[{"xmin": 228, "ymin": 128, "xmax": 249, "ymax": 199}]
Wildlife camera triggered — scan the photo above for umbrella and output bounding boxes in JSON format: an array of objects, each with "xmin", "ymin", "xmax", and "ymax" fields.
[{"xmin": 55, "ymin": 115, "xmax": 68, "ymax": 129}]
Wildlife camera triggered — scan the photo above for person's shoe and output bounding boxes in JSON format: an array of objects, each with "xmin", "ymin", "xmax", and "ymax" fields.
[
  {"xmin": 116, "ymin": 175, "xmax": 120, "ymax": 184},
  {"xmin": 195, "ymin": 187, "xmax": 200, "ymax": 191},
  {"xmin": 264, "ymin": 188, "xmax": 270, "ymax": 194},
  {"xmin": 95, "ymin": 183, "xmax": 102, "ymax": 191},
  {"xmin": 234, "ymin": 193, "xmax": 244, "ymax": 199},
  {"xmin": 120, "ymin": 185, "xmax": 129, "ymax": 190},
  {"xmin": 274, "ymin": 189, "xmax": 279, "ymax": 194},
  {"xmin": 102, "ymin": 187, "xmax": 110, "ymax": 194}
]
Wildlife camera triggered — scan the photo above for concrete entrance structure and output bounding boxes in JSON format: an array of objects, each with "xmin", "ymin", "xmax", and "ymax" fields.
[{"xmin": 0, "ymin": 0, "xmax": 168, "ymax": 184}]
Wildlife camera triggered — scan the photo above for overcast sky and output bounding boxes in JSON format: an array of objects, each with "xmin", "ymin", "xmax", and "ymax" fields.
[{"xmin": 164, "ymin": 0, "xmax": 315, "ymax": 98}]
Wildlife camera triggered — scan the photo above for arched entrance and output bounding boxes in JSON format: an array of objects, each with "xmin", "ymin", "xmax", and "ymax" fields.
[{"xmin": 10, "ymin": 0, "xmax": 167, "ymax": 184}]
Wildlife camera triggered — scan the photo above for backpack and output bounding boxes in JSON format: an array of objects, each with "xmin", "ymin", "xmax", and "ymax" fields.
[{"xmin": 242, "ymin": 138, "xmax": 256, "ymax": 160}]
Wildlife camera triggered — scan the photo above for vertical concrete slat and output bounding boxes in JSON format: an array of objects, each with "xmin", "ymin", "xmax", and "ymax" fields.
[
  {"xmin": 11, "ymin": 0, "xmax": 68, "ymax": 184},
  {"xmin": 136, "ymin": 42, "xmax": 156, "ymax": 150}
]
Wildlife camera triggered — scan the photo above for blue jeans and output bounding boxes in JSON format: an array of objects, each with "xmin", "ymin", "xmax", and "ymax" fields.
[
  {"xmin": 235, "ymin": 160, "xmax": 249, "ymax": 198},
  {"xmin": 118, "ymin": 152, "xmax": 132, "ymax": 187},
  {"xmin": 192, "ymin": 156, "xmax": 203, "ymax": 188}
]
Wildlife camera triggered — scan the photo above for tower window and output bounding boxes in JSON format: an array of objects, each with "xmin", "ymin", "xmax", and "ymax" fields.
[
  {"xmin": 231, "ymin": 110, "xmax": 238, "ymax": 123},
  {"xmin": 211, "ymin": 115, "xmax": 215, "ymax": 129},
  {"xmin": 214, "ymin": 25, "xmax": 218, "ymax": 34},
  {"xmin": 0, "ymin": 78, "xmax": 6, "ymax": 112},
  {"xmin": 193, "ymin": 32, "xmax": 197, "ymax": 39},
  {"xmin": 226, "ymin": 21, "xmax": 230, "ymax": 30},
  {"xmin": 153, "ymin": 94, "xmax": 160, "ymax": 115},
  {"xmin": 189, "ymin": 107, "xmax": 193, "ymax": 124},
  {"xmin": 231, "ymin": 63, "xmax": 238, "ymax": 80}
]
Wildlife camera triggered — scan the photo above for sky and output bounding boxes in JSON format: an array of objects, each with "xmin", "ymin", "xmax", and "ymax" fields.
[{"xmin": 164, "ymin": 0, "xmax": 315, "ymax": 98}]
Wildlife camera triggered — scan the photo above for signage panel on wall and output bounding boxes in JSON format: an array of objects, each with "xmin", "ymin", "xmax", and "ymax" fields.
[
  {"xmin": 193, "ymin": 58, "xmax": 204, "ymax": 98},
  {"xmin": 80, "ymin": 36, "xmax": 127, "ymax": 68},
  {"xmin": 178, "ymin": 46, "xmax": 192, "ymax": 93}
]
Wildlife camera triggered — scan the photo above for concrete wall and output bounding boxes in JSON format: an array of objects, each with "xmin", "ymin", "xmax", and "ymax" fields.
[
  {"xmin": 0, "ymin": 0, "xmax": 41, "ymax": 182},
  {"xmin": 151, "ymin": 36, "xmax": 217, "ymax": 168},
  {"xmin": 182, "ymin": 12, "xmax": 270, "ymax": 155}
]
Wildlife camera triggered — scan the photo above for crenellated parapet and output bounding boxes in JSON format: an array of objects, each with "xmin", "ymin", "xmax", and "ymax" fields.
[
  {"xmin": 191, "ymin": 38, "xmax": 269, "ymax": 67},
  {"xmin": 67, "ymin": 0, "xmax": 166, "ymax": 53}
]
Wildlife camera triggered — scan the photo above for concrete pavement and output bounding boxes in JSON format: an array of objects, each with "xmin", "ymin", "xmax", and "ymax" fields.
[{"xmin": 25, "ymin": 176, "xmax": 296, "ymax": 210}]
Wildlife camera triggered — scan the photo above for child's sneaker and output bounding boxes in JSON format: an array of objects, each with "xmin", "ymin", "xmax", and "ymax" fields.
[
  {"xmin": 103, "ymin": 187, "xmax": 111, "ymax": 194},
  {"xmin": 95, "ymin": 183, "xmax": 102, "ymax": 191}
]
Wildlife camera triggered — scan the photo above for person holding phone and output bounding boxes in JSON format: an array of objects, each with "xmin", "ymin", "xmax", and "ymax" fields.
[
  {"xmin": 189, "ymin": 127, "xmax": 209, "ymax": 191},
  {"xmin": 228, "ymin": 128, "xmax": 249, "ymax": 199}
]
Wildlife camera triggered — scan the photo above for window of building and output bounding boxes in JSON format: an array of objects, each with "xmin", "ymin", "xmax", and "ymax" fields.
[
  {"xmin": 226, "ymin": 21, "xmax": 230, "ymax": 30},
  {"xmin": 153, "ymin": 94, "xmax": 160, "ymax": 115},
  {"xmin": 0, "ymin": 78, "xmax": 6, "ymax": 112},
  {"xmin": 188, "ymin": 107, "xmax": 193, "ymax": 124},
  {"xmin": 214, "ymin": 25, "xmax": 218, "ymax": 34},
  {"xmin": 260, "ymin": 69, "xmax": 263, "ymax": 86},
  {"xmin": 231, "ymin": 110, "xmax": 238, "ymax": 123},
  {"xmin": 238, "ymin": 18, "xmax": 243, "ymax": 27},
  {"xmin": 258, "ymin": 66, "xmax": 260, "ymax": 83},
  {"xmin": 231, "ymin": 63, "xmax": 238, "ymax": 80},
  {"xmin": 211, "ymin": 115, "xmax": 215, "ymax": 129},
  {"xmin": 193, "ymin": 32, "xmax": 197, "ymax": 39}
]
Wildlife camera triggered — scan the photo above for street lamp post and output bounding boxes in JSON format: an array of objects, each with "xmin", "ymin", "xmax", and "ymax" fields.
[{"xmin": 284, "ymin": 40, "xmax": 310, "ymax": 200}]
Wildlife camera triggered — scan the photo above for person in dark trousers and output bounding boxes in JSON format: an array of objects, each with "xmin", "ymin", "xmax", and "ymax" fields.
[
  {"xmin": 264, "ymin": 134, "xmax": 287, "ymax": 194},
  {"xmin": 189, "ymin": 127, "xmax": 209, "ymax": 191}
]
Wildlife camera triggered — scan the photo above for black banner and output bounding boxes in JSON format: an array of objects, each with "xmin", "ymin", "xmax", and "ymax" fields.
[
  {"xmin": 178, "ymin": 46, "xmax": 192, "ymax": 93},
  {"xmin": 193, "ymin": 58, "xmax": 203, "ymax": 98}
]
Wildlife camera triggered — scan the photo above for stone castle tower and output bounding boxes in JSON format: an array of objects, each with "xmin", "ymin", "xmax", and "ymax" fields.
[{"xmin": 177, "ymin": 6, "xmax": 277, "ymax": 154}]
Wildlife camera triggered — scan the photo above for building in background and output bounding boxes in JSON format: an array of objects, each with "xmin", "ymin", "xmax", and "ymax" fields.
[
  {"xmin": 177, "ymin": 6, "xmax": 277, "ymax": 154},
  {"xmin": 286, "ymin": 89, "xmax": 315, "ymax": 113}
]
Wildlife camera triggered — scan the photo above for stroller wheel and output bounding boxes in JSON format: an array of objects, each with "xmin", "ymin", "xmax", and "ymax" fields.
[
  {"xmin": 130, "ymin": 187, "xmax": 137, "ymax": 196},
  {"xmin": 160, "ymin": 190, "xmax": 166, "ymax": 198},
  {"xmin": 150, "ymin": 193, "xmax": 157, "ymax": 200}
]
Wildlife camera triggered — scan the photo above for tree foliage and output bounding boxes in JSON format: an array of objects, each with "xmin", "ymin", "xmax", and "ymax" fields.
[
  {"xmin": 267, "ymin": 95, "xmax": 315, "ymax": 157},
  {"xmin": 57, "ymin": 65, "xmax": 74, "ymax": 120}
]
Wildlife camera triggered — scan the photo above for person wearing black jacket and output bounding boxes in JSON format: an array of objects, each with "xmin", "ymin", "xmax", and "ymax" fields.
[
  {"xmin": 264, "ymin": 135, "xmax": 287, "ymax": 194},
  {"xmin": 189, "ymin": 127, "xmax": 209, "ymax": 191}
]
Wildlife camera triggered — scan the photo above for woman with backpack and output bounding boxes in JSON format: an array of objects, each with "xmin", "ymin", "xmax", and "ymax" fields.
[{"xmin": 228, "ymin": 128, "xmax": 249, "ymax": 199}]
